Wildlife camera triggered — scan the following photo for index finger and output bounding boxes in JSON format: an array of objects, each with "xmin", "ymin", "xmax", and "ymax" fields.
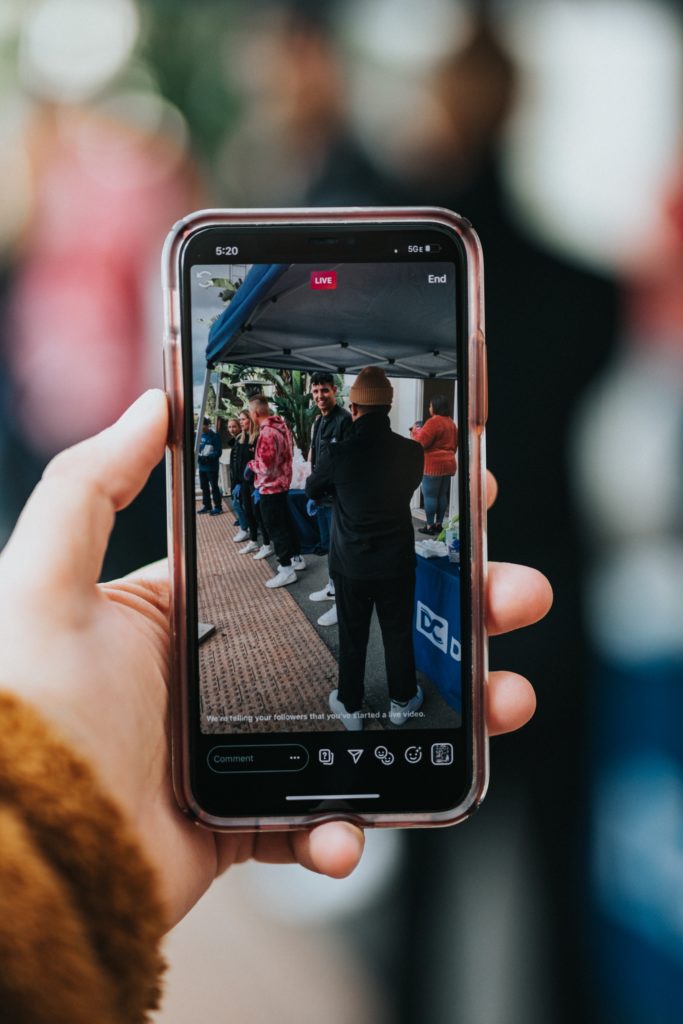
[{"xmin": 486, "ymin": 562, "xmax": 553, "ymax": 636}]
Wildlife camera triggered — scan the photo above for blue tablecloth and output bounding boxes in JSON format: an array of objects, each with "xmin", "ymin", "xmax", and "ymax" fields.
[
  {"xmin": 287, "ymin": 489, "xmax": 321, "ymax": 554},
  {"xmin": 414, "ymin": 555, "xmax": 461, "ymax": 711}
]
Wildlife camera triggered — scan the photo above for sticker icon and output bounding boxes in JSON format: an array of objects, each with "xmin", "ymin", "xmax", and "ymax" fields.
[
  {"xmin": 319, "ymin": 748, "xmax": 334, "ymax": 766},
  {"xmin": 404, "ymin": 746, "xmax": 423, "ymax": 765},
  {"xmin": 374, "ymin": 745, "xmax": 395, "ymax": 766},
  {"xmin": 348, "ymin": 749, "xmax": 364, "ymax": 764},
  {"xmin": 430, "ymin": 743, "xmax": 454, "ymax": 766}
]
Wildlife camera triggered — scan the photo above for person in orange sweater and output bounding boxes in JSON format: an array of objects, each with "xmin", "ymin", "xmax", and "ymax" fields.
[{"xmin": 411, "ymin": 393, "xmax": 459, "ymax": 535}]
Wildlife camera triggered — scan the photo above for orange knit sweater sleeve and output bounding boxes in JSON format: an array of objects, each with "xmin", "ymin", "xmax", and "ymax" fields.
[
  {"xmin": 0, "ymin": 692, "xmax": 166, "ymax": 1024},
  {"xmin": 411, "ymin": 416, "xmax": 457, "ymax": 476}
]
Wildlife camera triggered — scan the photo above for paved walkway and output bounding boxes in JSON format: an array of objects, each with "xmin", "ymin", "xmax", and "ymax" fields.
[{"xmin": 196, "ymin": 502, "xmax": 459, "ymax": 735}]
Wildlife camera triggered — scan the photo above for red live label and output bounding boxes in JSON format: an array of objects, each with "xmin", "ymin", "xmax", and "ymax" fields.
[{"xmin": 310, "ymin": 270, "xmax": 337, "ymax": 290}]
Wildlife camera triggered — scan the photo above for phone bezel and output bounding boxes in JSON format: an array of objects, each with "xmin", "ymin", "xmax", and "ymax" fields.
[{"xmin": 162, "ymin": 207, "xmax": 488, "ymax": 831}]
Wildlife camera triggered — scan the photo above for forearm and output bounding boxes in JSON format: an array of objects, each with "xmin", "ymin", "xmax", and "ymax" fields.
[
  {"xmin": 248, "ymin": 434, "xmax": 278, "ymax": 479},
  {"xmin": 0, "ymin": 692, "xmax": 166, "ymax": 1023},
  {"xmin": 305, "ymin": 461, "xmax": 333, "ymax": 500},
  {"xmin": 411, "ymin": 421, "xmax": 437, "ymax": 449}
]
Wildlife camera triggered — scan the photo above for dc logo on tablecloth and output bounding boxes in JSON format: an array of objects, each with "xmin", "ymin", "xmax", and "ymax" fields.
[
  {"xmin": 417, "ymin": 601, "xmax": 448, "ymax": 652},
  {"xmin": 416, "ymin": 601, "xmax": 461, "ymax": 662}
]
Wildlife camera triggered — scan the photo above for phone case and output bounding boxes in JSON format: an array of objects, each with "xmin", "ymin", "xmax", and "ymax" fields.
[{"xmin": 162, "ymin": 207, "xmax": 488, "ymax": 832}]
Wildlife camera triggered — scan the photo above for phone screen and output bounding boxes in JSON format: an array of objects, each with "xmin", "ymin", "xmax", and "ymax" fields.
[{"xmin": 177, "ymin": 220, "xmax": 478, "ymax": 822}]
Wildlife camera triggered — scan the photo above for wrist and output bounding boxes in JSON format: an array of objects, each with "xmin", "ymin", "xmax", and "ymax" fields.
[{"xmin": 0, "ymin": 691, "xmax": 167, "ymax": 1017}]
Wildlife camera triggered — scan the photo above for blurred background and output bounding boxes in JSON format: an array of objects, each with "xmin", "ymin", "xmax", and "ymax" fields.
[{"xmin": 1, "ymin": 0, "xmax": 682, "ymax": 1020}]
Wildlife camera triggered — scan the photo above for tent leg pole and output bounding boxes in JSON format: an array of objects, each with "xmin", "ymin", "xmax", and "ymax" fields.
[{"xmin": 195, "ymin": 367, "xmax": 213, "ymax": 459}]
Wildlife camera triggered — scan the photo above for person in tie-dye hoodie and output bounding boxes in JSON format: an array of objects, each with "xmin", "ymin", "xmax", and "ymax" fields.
[{"xmin": 247, "ymin": 395, "xmax": 305, "ymax": 588}]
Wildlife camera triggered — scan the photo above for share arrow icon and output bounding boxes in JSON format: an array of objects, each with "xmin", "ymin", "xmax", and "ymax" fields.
[{"xmin": 348, "ymin": 749, "xmax": 364, "ymax": 764}]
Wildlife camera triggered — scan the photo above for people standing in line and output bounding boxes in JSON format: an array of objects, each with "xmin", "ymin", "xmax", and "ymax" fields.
[
  {"xmin": 410, "ymin": 395, "xmax": 458, "ymax": 535},
  {"xmin": 197, "ymin": 415, "xmax": 223, "ymax": 516},
  {"xmin": 307, "ymin": 372, "xmax": 353, "ymax": 627},
  {"xmin": 247, "ymin": 395, "xmax": 305, "ymax": 588},
  {"xmin": 306, "ymin": 367, "xmax": 424, "ymax": 730}
]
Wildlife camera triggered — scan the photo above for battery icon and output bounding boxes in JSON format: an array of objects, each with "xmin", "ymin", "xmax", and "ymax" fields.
[{"xmin": 424, "ymin": 244, "xmax": 442, "ymax": 253}]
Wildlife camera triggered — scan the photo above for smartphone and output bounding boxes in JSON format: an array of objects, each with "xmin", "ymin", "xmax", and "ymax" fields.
[{"xmin": 162, "ymin": 207, "xmax": 488, "ymax": 831}]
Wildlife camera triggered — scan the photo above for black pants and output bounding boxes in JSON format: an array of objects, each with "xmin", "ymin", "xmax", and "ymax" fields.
[
  {"xmin": 332, "ymin": 571, "xmax": 417, "ymax": 712},
  {"xmin": 242, "ymin": 481, "xmax": 267, "ymax": 543},
  {"xmin": 199, "ymin": 467, "xmax": 221, "ymax": 510},
  {"xmin": 259, "ymin": 492, "xmax": 299, "ymax": 566}
]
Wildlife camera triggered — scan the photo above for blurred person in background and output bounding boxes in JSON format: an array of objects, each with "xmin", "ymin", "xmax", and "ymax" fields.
[
  {"xmin": 410, "ymin": 394, "xmax": 458, "ymax": 537},
  {"xmin": 573, "ymin": 161, "xmax": 683, "ymax": 1024},
  {"xmin": 217, "ymin": 2, "xmax": 406, "ymax": 208},
  {"xmin": 382, "ymin": 12, "xmax": 619, "ymax": 1023},
  {"xmin": 210, "ymin": 4, "xmax": 619, "ymax": 1019},
  {"xmin": 0, "ymin": 18, "xmax": 203, "ymax": 576}
]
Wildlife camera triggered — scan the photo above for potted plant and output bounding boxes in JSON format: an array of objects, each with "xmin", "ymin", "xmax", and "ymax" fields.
[{"xmin": 438, "ymin": 514, "xmax": 460, "ymax": 563}]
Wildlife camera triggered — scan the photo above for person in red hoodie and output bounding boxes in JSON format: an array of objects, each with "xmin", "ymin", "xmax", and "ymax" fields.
[
  {"xmin": 247, "ymin": 394, "xmax": 305, "ymax": 588},
  {"xmin": 411, "ymin": 394, "xmax": 459, "ymax": 535}
]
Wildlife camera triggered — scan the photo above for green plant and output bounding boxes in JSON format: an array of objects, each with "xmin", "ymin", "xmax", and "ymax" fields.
[
  {"xmin": 218, "ymin": 365, "xmax": 344, "ymax": 457},
  {"xmin": 262, "ymin": 369, "xmax": 317, "ymax": 457},
  {"xmin": 437, "ymin": 513, "xmax": 460, "ymax": 543},
  {"xmin": 217, "ymin": 364, "xmax": 255, "ymax": 419}
]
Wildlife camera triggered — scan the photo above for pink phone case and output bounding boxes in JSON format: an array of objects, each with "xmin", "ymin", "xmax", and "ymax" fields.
[{"xmin": 162, "ymin": 207, "xmax": 488, "ymax": 831}]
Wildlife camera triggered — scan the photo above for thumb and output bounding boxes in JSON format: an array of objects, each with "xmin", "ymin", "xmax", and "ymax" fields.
[{"xmin": 1, "ymin": 390, "xmax": 168, "ymax": 595}]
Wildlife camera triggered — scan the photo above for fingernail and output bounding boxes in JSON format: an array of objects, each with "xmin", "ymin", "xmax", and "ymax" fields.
[{"xmin": 123, "ymin": 389, "xmax": 164, "ymax": 423}]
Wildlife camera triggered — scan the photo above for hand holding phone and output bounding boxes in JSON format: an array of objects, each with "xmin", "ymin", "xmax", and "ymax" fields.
[{"xmin": 0, "ymin": 388, "xmax": 548, "ymax": 928}]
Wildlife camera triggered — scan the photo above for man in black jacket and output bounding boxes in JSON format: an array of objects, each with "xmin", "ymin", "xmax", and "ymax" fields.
[
  {"xmin": 306, "ymin": 367, "xmax": 424, "ymax": 731},
  {"xmin": 307, "ymin": 371, "xmax": 353, "ymax": 626}
]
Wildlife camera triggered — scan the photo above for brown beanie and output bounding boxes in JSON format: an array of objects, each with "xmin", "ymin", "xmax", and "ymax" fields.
[{"xmin": 349, "ymin": 366, "xmax": 393, "ymax": 406}]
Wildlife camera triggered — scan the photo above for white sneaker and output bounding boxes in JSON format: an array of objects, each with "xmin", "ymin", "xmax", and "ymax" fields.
[
  {"xmin": 238, "ymin": 540, "xmax": 259, "ymax": 554},
  {"xmin": 275, "ymin": 556, "xmax": 306, "ymax": 572},
  {"xmin": 253, "ymin": 543, "xmax": 274, "ymax": 560},
  {"xmin": 232, "ymin": 529, "xmax": 249, "ymax": 542},
  {"xmin": 328, "ymin": 689, "xmax": 363, "ymax": 731},
  {"xmin": 317, "ymin": 604, "xmax": 338, "ymax": 627},
  {"xmin": 309, "ymin": 585, "xmax": 335, "ymax": 602},
  {"xmin": 389, "ymin": 685, "xmax": 424, "ymax": 726},
  {"xmin": 265, "ymin": 566, "xmax": 297, "ymax": 589}
]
